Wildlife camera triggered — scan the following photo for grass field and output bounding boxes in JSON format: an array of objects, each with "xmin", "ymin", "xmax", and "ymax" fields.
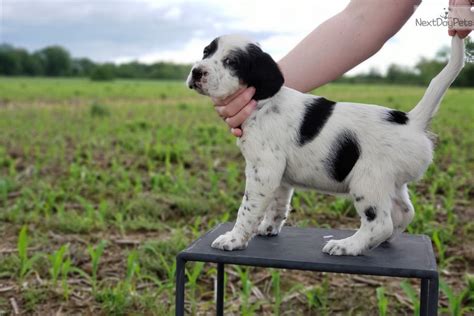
[{"xmin": 0, "ymin": 77, "xmax": 473, "ymax": 315}]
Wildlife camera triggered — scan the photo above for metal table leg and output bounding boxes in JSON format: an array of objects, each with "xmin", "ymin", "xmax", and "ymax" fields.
[
  {"xmin": 428, "ymin": 276, "xmax": 439, "ymax": 316},
  {"xmin": 420, "ymin": 278, "xmax": 429, "ymax": 316},
  {"xmin": 175, "ymin": 256, "xmax": 186, "ymax": 316},
  {"xmin": 420, "ymin": 276, "xmax": 438, "ymax": 316},
  {"xmin": 216, "ymin": 263, "xmax": 225, "ymax": 316}
]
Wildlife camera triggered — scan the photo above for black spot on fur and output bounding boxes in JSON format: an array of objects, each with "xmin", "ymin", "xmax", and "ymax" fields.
[
  {"xmin": 327, "ymin": 131, "xmax": 361, "ymax": 182},
  {"xmin": 355, "ymin": 196, "xmax": 364, "ymax": 202},
  {"xmin": 266, "ymin": 226, "xmax": 273, "ymax": 233},
  {"xmin": 385, "ymin": 110, "xmax": 408, "ymax": 124},
  {"xmin": 226, "ymin": 44, "xmax": 284, "ymax": 100},
  {"xmin": 202, "ymin": 38, "xmax": 218, "ymax": 59},
  {"xmin": 298, "ymin": 97, "xmax": 335, "ymax": 146},
  {"xmin": 365, "ymin": 207, "xmax": 377, "ymax": 222}
]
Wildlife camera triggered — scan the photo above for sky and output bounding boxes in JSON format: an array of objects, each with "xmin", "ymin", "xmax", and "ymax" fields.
[{"xmin": 0, "ymin": 0, "xmax": 469, "ymax": 75}]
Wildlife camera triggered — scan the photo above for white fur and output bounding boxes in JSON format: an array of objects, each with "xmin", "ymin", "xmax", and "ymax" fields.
[{"xmin": 188, "ymin": 35, "xmax": 465, "ymax": 255}]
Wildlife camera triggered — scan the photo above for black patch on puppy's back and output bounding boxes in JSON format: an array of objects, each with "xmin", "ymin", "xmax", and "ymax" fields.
[
  {"xmin": 327, "ymin": 130, "xmax": 360, "ymax": 182},
  {"xmin": 298, "ymin": 97, "xmax": 335, "ymax": 146},
  {"xmin": 385, "ymin": 110, "xmax": 408, "ymax": 124}
]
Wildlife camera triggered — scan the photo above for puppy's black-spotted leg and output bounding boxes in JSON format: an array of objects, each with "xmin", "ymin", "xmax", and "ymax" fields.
[
  {"xmin": 257, "ymin": 185, "xmax": 293, "ymax": 236},
  {"xmin": 323, "ymin": 176, "xmax": 394, "ymax": 256},
  {"xmin": 211, "ymin": 156, "xmax": 285, "ymax": 251}
]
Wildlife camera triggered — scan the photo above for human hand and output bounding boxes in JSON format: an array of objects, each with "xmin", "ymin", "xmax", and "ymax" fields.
[
  {"xmin": 213, "ymin": 87, "xmax": 257, "ymax": 137},
  {"xmin": 448, "ymin": 0, "xmax": 473, "ymax": 38}
]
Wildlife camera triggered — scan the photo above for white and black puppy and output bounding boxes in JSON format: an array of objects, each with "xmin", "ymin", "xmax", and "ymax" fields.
[{"xmin": 187, "ymin": 35, "xmax": 464, "ymax": 256}]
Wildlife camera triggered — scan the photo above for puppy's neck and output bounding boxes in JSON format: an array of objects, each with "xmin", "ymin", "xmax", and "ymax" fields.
[{"xmin": 255, "ymin": 86, "xmax": 286, "ymax": 109}]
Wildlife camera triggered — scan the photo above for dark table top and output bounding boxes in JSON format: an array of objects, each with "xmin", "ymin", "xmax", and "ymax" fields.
[{"xmin": 178, "ymin": 222, "xmax": 438, "ymax": 279}]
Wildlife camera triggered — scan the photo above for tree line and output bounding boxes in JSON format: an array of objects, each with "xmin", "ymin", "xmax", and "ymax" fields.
[
  {"xmin": 338, "ymin": 40, "xmax": 474, "ymax": 87},
  {"xmin": 0, "ymin": 42, "xmax": 472, "ymax": 86},
  {"xmin": 0, "ymin": 44, "xmax": 192, "ymax": 81}
]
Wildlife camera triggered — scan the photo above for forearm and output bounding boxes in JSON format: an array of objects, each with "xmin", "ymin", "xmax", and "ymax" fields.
[{"xmin": 278, "ymin": 0, "xmax": 420, "ymax": 92}]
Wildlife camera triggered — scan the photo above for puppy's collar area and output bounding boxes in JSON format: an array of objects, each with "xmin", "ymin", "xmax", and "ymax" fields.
[{"xmin": 255, "ymin": 92, "xmax": 279, "ymax": 110}]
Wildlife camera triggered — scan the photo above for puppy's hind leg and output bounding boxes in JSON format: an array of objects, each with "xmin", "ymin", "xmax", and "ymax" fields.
[
  {"xmin": 257, "ymin": 185, "xmax": 293, "ymax": 236},
  {"xmin": 388, "ymin": 184, "xmax": 415, "ymax": 241},
  {"xmin": 323, "ymin": 177, "xmax": 394, "ymax": 256}
]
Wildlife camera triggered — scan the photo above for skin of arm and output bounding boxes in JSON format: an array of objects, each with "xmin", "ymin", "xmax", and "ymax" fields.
[{"xmin": 278, "ymin": 0, "xmax": 420, "ymax": 92}]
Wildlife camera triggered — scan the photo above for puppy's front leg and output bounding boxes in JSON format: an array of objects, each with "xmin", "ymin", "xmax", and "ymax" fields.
[{"xmin": 212, "ymin": 159, "xmax": 283, "ymax": 251}]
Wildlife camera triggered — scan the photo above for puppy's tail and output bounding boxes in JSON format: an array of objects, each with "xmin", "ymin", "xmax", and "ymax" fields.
[{"xmin": 409, "ymin": 36, "xmax": 465, "ymax": 130}]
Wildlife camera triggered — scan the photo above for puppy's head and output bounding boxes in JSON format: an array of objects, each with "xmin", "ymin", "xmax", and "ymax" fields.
[{"xmin": 187, "ymin": 35, "xmax": 284, "ymax": 100}]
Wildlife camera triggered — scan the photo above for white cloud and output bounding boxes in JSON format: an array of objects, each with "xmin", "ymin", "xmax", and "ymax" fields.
[{"xmin": 116, "ymin": 37, "xmax": 210, "ymax": 64}]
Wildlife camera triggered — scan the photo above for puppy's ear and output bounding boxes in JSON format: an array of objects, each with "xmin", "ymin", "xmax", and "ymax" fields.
[{"xmin": 245, "ymin": 44, "xmax": 284, "ymax": 100}]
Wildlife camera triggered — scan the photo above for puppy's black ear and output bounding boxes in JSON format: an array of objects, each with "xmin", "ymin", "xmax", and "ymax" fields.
[{"xmin": 245, "ymin": 44, "xmax": 284, "ymax": 100}]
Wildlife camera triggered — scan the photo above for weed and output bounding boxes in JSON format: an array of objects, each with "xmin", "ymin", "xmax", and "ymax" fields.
[
  {"xmin": 305, "ymin": 274, "xmax": 329, "ymax": 315},
  {"xmin": 48, "ymin": 244, "xmax": 69, "ymax": 287},
  {"xmin": 400, "ymin": 281, "xmax": 420, "ymax": 315},
  {"xmin": 271, "ymin": 269, "xmax": 282, "ymax": 315},
  {"xmin": 17, "ymin": 226, "xmax": 42, "ymax": 282},
  {"xmin": 185, "ymin": 262, "xmax": 205, "ymax": 315},
  {"xmin": 376, "ymin": 287, "xmax": 388, "ymax": 316},
  {"xmin": 87, "ymin": 240, "xmax": 107, "ymax": 292}
]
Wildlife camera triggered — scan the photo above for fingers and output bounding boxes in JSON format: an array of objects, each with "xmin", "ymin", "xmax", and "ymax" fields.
[
  {"xmin": 231, "ymin": 128, "xmax": 243, "ymax": 137},
  {"xmin": 447, "ymin": 0, "xmax": 473, "ymax": 38},
  {"xmin": 457, "ymin": 30, "xmax": 471, "ymax": 38},
  {"xmin": 449, "ymin": 29, "xmax": 472, "ymax": 38},
  {"xmin": 215, "ymin": 87, "xmax": 256, "ymax": 118},
  {"xmin": 225, "ymin": 100, "xmax": 257, "ymax": 128},
  {"xmin": 212, "ymin": 87, "xmax": 246, "ymax": 107}
]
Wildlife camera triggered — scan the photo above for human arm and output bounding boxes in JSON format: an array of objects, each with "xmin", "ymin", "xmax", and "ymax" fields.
[
  {"xmin": 279, "ymin": 0, "xmax": 420, "ymax": 92},
  {"xmin": 215, "ymin": 0, "xmax": 420, "ymax": 136}
]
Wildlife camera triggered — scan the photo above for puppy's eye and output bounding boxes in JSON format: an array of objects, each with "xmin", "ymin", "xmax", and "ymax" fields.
[{"xmin": 224, "ymin": 58, "xmax": 237, "ymax": 66}]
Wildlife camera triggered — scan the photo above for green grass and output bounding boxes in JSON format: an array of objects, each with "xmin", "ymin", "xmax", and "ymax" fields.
[{"xmin": 0, "ymin": 77, "xmax": 473, "ymax": 314}]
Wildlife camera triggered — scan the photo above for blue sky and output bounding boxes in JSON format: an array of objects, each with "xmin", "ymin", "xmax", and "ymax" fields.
[{"xmin": 1, "ymin": 0, "xmax": 466, "ymax": 74}]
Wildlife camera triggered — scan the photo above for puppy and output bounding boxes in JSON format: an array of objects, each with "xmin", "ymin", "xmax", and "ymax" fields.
[{"xmin": 187, "ymin": 35, "xmax": 464, "ymax": 255}]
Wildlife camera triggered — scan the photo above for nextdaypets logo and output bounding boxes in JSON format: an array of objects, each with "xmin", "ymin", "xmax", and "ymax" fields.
[{"xmin": 415, "ymin": 6, "xmax": 474, "ymax": 29}]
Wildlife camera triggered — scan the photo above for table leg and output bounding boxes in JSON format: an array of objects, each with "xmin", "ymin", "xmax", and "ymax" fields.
[
  {"xmin": 216, "ymin": 263, "xmax": 225, "ymax": 316},
  {"xmin": 175, "ymin": 256, "xmax": 186, "ymax": 316},
  {"xmin": 420, "ymin": 278, "xmax": 429, "ymax": 316},
  {"xmin": 428, "ymin": 276, "xmax": 438, "ymax": 316}
]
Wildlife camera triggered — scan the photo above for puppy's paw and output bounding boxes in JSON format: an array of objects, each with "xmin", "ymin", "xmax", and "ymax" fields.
[
  {"xmin": 211, "ymin": 232, "xmax": 248, "ymax": 251},
  {"xmin": 257, "ymin": 221, "xmax": 281, "ymax": 237},
  {"xmin": 322, "ymin": 238, "xmax": 365, "ymax": 256}
]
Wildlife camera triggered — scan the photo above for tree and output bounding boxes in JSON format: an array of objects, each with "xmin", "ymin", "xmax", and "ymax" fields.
[
  {"xmin": 90, "ymin": 63, "xmax": 116, "ymax": 81},
  {"xmin": 71, "ymin": 58, "xmax": 95, "ymax": 76},
  {"xmin": 35, "ymin": 46, "xmax": 72, "ymax": 76},
  {"xmin": 0, "ymin": 44, "xmax": 21, "ymax": 75}
]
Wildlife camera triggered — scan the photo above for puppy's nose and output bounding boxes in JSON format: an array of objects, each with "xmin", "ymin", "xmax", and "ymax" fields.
[
  {"xmin": 192, "ymin": 67, "xmax": 204, "ymax": 81},
  {"xmin": 192, "ymin": 68, "xmax": 203, "ymax": 80}
]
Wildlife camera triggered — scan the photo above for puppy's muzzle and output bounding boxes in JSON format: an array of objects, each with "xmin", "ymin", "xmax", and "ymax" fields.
[{"xmin": 188, "ymin": 67, "xmax": 208, "ymax": 89}]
